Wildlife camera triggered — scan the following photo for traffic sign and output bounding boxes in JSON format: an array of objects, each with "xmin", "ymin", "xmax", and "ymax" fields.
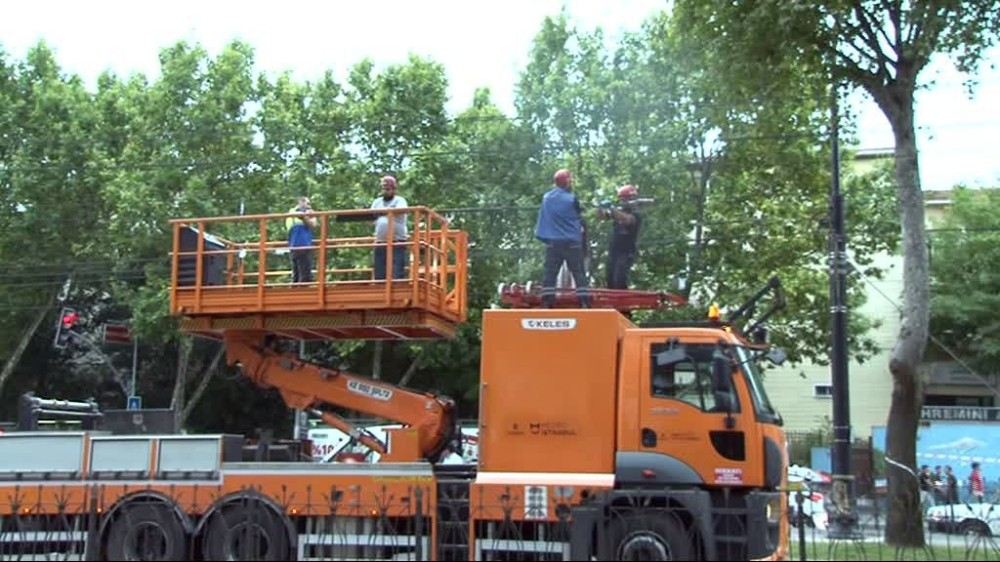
[{"xmin": 127, "ymin": 395, "xmax": 142, "ymax": 411}]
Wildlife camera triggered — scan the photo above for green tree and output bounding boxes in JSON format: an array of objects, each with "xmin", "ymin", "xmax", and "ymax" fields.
[
  {"xmin": 0, "ymin": 16, "xmax": 900, "ymax": 445},
  {"xmin": 673, "ymin": 0, "xmax": 1000, "ymax": 544},
  {"xmin": 399, "ymin": 88, "xmax": 546, "ymax": 405},
  {"xmin": 88, "ymin": 41, "xmax": 274, "ymax": 427},
  {"xmin": 930, "ymin": 188, "xmax": 1000, "ymax": 375},
  {"xmin": 0, "ymin": 43, "xmax": 111, "ymax": 409},
  {"xmin": 514, "ymin": 14, "xmax": 898, "ymax": 365}
]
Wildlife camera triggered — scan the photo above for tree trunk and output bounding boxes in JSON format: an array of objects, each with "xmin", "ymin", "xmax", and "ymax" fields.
[
  {"xmin": 179, "ymin": 345, "xmax": 225, "ymax": 428},
  {"xmin": 0, "ymin": 293, "xmax": 56, "ymax": 394},
  {"xmin": 878, "ymin": 84, "xmax": 930, "ymax": 547},
  {"xmin": 170, "ymin": 337, "xmax": 193, "ymax": 431},
  {"xmin": 397, "ymin": 352, "xmax": 421, "ymax": 387},
  {"xmin": 372, "ymin": 341, "xmax": 383, "ymax": 380}
]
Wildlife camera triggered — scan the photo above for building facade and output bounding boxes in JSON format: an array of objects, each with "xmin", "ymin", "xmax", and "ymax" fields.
[{"xmin": 766, "ymin": 161, "xmax": 998, "ymax": 439}]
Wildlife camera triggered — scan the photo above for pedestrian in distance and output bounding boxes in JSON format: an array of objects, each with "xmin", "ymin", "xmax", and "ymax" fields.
[
  {"xmin": 944, "ymin": 465, "xmax": 959, "ymax": 505},
  {"xmin": 919, "ymin": 464, "xmax": 936, "ymax": 510},
  {"xmin": 969, "ymin": 461, "xmax": 985, "ymax": 503}
]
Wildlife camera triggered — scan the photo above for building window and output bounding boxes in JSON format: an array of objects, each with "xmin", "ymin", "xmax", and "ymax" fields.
[{"xmin": 814, "ymin": 384, "xmax": 833, "ymax": 398}]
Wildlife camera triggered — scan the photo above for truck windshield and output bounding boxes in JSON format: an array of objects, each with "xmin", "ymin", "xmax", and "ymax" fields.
[{"xmin": 736, "ymin": 346, "xmax": 781, "ymax": 424}]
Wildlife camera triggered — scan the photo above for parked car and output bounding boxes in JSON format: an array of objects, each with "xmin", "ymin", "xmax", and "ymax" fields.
[
  {"xmin": 787, "ymin": 465, "xmax": 830, "ymax": 530},
  {"xmin": 926, "ymin": 503, "xmax": 999, "ymax": 536}
]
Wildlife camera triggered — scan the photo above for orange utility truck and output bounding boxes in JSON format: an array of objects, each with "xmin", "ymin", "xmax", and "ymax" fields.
[{"xmin": 0, "ymin": 206, "xmax": 789, "ymax": 561}]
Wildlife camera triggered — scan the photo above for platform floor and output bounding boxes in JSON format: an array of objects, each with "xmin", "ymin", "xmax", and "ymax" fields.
[{"xmin": 175, "ymin": 279, "xmax": 463, "ymax": 340}]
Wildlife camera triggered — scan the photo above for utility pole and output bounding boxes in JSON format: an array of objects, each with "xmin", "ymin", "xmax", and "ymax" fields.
[
  {"xmin": 130, "ymin": 336, "xmax": 139, "ymax": 399},
  {"xmin": 828, "ymin": 82, "xmax": 855, "ymax": 536}
]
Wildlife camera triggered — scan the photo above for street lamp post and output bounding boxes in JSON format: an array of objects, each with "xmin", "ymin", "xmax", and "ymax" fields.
[{"xmin": 828, "ymin": 82, "xmax": 857, "ymax": 537}]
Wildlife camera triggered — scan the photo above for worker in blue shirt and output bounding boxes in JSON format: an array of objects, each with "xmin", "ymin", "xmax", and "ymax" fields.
[
  {"xmin": 534, "ymin": 169, "xmax": 591, "ymax": 308},
  {"xmin": 286, "ymin": 196, "xmax": 317, "ymax": 283}
]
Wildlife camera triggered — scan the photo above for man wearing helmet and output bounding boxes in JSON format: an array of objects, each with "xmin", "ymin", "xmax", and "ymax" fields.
[
  {"xmin": 598, "ymin": 184, "xmax": 642, "ymax": 289},
  {"xmin": 371, "ymin": 175, "xmax": 408, "ymax": 280},
  {"xmin": 534, "ymin": 169, "xmax": 591, "ymax": 308}
]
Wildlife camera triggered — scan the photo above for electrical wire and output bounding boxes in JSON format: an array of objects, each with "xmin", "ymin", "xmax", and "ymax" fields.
[{"xmin": 845, "ymin": 254, "xmax": 1000, "ymax": 401}]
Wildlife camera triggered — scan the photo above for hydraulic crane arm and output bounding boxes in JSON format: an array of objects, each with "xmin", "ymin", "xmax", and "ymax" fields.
[{"xmin": 223, "ymin": 332, "xmax": 457, "ymax": 463}]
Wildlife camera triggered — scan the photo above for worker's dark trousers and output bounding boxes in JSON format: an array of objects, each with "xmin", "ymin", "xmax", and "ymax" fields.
[
  {"xmin": 606, "ymin": 251, "xmax": 635, "ymax": 289},
  {"xmin": 540, "ymin": 241, "xmax": 590, "ymax": 308},
  {"xmin": 374, "ymin": 243, "xmax": 408, "ymax": 280},
  {"xmin": 291, "ymin": 249, "xmax": 313, "ymax": 283}
]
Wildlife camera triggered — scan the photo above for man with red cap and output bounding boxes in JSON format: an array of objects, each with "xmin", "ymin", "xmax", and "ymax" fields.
[
  {"xmin": 598, "ymin": 184, "xmax": 643, "ymax": 289},
  {"xmin": 371, "ymin": 175, "xmax": 408, "ymax": 280},
  {"xmin": 534, "ymin": 168, "xmax": 590, "ymax": 308}
]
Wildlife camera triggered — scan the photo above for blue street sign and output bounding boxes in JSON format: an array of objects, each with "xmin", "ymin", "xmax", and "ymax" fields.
[{"xmin": 127, "ymin": 395, "xmax": 142, "ymax": 411}]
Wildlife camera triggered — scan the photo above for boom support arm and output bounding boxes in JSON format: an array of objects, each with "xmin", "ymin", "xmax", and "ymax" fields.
[{"xmin": 224, "ymin": 332, "xmax": 456, "ymax": 462}]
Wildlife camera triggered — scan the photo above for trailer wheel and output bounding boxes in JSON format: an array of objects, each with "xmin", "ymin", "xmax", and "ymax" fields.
[
  {"xmin": 106, "ymin": 503, "xmax": 188, "ymax": 561},
  {"xmin": 201, "ymin": 501, "xmax": 291, "ymax": 561},
  {"xmin": 610, "ymin": 513, "xmax": 694, "ymax": 561}
]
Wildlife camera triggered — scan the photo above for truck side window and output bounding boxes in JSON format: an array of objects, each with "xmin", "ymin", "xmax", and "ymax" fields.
[{"xmin": 650, "ymin": 344, "xmax": 738, "ymax": 413}]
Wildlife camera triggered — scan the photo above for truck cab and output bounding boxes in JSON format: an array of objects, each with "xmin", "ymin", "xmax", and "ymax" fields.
[{"xmin": 477, "ymin": 308, "xmax": 788, "ymax": 560}]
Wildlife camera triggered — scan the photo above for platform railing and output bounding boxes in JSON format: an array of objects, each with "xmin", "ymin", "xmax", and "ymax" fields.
[{"xmin": 169, "ymin": 206, "xmax": 467, "ymax": 322}]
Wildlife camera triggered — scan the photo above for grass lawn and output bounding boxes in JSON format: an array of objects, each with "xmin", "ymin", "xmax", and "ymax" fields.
[{"xmin": 789, "ymin": 539, "xmax": 1000, "ymax": 561}]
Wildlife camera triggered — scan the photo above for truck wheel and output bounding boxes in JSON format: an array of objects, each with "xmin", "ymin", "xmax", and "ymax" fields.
[
  {"xmin": 201, "ymin": 502, "xmax": 291, "ymax": 561},
  {"xmin": 106, "ymin": 503, "xmax": 188, "ymax": 561},
  {"xmin": 611, "ymin": 513, "xmax": 694, "ymax": 561}
]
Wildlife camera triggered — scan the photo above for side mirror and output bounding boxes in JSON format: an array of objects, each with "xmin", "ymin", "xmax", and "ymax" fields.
[
  {"xmin": 752, "ymin": 326, "xmax": 767, "ymax": 344},
  {"xmin": 765, "ymin": 347, "xmax": 787, "ymax": 366},
  {"xmin": 711, "ymin": 350, "xmax": 734, "ymax": 413}
]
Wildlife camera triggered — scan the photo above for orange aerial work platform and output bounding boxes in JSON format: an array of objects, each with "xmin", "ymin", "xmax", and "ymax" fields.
[{"xmin": 169, "ymin": 206, "xmax": 467, "ymax": 341}]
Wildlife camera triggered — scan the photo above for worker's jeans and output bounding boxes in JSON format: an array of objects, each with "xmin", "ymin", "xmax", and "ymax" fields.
[
  {"xmin": 374, "ymin": 243, "xmax": 408, "ymax": 280},
  {"xmin": 541, "ymin": 241, "xmax": 590, "ymax": 307}
]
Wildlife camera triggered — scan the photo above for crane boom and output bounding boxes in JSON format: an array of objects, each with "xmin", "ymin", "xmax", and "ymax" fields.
[{"xmin": 224, "ymin": 332, "xmax": 457, "ymax": 462}]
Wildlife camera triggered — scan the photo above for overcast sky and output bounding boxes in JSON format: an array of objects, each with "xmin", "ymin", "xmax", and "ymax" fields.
[{"xmin": 2, "ymin": 0, "xmax": 998, "ymax": 191}]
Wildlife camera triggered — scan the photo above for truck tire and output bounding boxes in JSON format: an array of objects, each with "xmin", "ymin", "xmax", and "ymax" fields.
[
  {"xmin": 201, "ymin": 501, "xmax": 292, "ymax": 561},
  {"xmin": 611, "ymin": 513, "xmax": 694, "ymax": 561},
  {"xmin": 106, "ymin": 503, "xmax": 189, "ymax": 561}
]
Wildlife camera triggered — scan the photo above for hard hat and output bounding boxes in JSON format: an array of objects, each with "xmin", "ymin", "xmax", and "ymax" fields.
[
  {"xmin": 381, "ymin": 175, "xmax": 397, "ymax": 188},
  {"xmin": 553, "ymin": 169, "xmax": 572, "ymax": 188},
  {"xmin": 617, "ymin": 184, "xmax": 639, "ymax": 200},
  {"xmin": 708, "ymin": 303, "xmax": 721, "ymax": 321}
]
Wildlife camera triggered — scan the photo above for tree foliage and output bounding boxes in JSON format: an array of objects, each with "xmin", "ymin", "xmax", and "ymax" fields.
[
  {"xmin": 930, "ymin": 188, "xmax": 1000, "ymax": 373},
  {"xmin": 673, "ymin": 0, "xmax": 999, "ymax": 546},
  {"xmin": 516, "ymin": 14, "xmax": 898, "ymax": 364},
  {"xmin": 0, "ymin": 19, "xmax": 900, "ymax": 438}
]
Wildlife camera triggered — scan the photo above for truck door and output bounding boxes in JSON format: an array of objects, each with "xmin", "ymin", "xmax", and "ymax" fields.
[{"xmin": 617, "ymin": 336, "xmax": 764, "ymax": 487}]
